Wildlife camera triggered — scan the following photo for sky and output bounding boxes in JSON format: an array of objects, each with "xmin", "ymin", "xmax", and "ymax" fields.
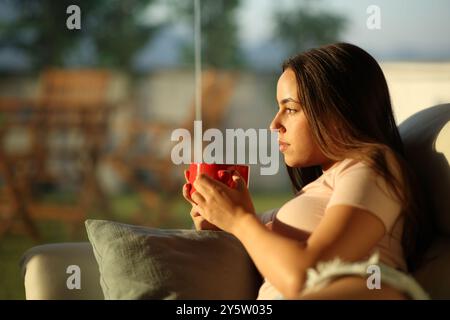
[
  {"xmin": 1, "ymin": 0, "xmax": 450, "ymax": 72},
  {"xmin": 137, "ymin": 0, "xmax": 450, "ymax": 71},
  {"xmin": 237, "ymin": 0, "xmax": 450, "ymax": 61}
]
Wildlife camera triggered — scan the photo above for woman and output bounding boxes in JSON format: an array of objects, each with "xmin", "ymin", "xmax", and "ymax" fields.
[{"xmin": 182, "ymin": 43, "xmax": 433, "ymax": 300}]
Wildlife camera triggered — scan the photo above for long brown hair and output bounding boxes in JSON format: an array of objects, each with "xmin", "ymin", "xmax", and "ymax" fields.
[{"xmin": 282, "ymin": 43, "xmax": 434, "ymax": 272}]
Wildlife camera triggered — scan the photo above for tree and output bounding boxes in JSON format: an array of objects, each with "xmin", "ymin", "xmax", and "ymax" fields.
[
  {"xmin": 167, "ymin": 0, "xmax": 244, "ymax": 69},
  {"xmin": 274, "ymin": 0, "xmax": 347, "ymax": 57},
  {"xmin": 0, "ymin": 0, "xmax": 161, "ymax": 71}
]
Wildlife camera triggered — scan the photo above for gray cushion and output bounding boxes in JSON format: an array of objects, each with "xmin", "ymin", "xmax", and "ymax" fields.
[
  {"xmin": 399, "ymin": 103, "xmax": 450, "ymax": 234},
  {"xmin": 400, "ymin": 104, "xmax": 450, "ymax": 299},
  {"xmin": 85, "ymin": 219, "xmax": 261, "ymax": 300},
  {"xmin": 414, "ymin": 236, "xmax": 450, "ymax": 299}
]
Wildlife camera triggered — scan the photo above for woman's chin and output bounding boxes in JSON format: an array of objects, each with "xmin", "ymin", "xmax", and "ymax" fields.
[
  {"xmin": 283, "ymin": 155, "xmax": 312, "ymax": 168},
  {"xmin": 283, "ymin": 156, "xmax": 303, "ymax": 168}
]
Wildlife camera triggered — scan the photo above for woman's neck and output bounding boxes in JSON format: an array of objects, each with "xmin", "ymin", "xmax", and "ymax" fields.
[{"xmin": 321, "ymin": 160, "xmax": 339, "ymax": 173}]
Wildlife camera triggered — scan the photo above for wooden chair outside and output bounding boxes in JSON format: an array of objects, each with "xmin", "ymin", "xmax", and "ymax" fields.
[
  {"xmin": 0, "ymin": 69, "xmax": 112, "ymax": 240},
  {"xmin": 0, "ymin": 98, "xmax": 41, "ymax": 239},
  {"xmin": 104, "ymin": 69, "xmax": 239, "ymax": 226}
]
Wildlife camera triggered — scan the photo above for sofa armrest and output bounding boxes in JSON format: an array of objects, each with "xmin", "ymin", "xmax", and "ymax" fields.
[{"xmin": 20, "ymin": 242, "xmax": 104, "ymax": 300}]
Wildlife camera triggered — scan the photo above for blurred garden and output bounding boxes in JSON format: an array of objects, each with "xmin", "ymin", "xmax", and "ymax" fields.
[
  {"xmin": 2, "ymin": 0, "xmax": 449, "ymax": 299},
  {"xmin": 0, "ymin": 0, "xmax": 348, "ymax": 299}
]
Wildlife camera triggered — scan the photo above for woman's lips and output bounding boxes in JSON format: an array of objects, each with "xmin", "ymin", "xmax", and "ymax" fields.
[{"xmin": 278, "ymin": 140, "xmax": 290, "ymax": 152}]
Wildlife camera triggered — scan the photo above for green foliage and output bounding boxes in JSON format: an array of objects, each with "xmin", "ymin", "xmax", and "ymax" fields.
[
  {"xmin": 0, "ymin": 0, "xmax": 161, "ymax": 71},
  {"xmin": 0, "ymin": 0, "xmax": 347, "ymax": 71},
  {"xmin": 83, "ymin": 0, "xmax": 160, "ymax": 70},
  {"xmin": 167, "ymin": 0, "xmax": 244, "ymax": 69},
  {"xmin": 274, "ymin": 0, "xmax": 347, "ymax": 57}
]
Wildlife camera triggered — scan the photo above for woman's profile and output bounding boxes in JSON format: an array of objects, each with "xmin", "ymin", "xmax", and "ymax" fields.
[{"xmin": 182, "ymin": 42, "xmax": 433, "ymax": 300}]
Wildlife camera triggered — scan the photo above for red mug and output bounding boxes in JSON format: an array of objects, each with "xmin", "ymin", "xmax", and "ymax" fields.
[{"xmin": 187, "ymin": 163, "xmax": 250, "ymax": 197}]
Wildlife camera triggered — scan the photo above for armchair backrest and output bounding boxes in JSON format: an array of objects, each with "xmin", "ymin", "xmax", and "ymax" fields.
[{"xmin": 399, "ymin": 103, "xmax": 450, "ymax": 299}]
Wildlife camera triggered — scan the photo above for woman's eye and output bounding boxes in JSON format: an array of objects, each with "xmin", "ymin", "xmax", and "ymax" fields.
[{"xmin": 286, "ymin": 108, "xmax": 297, "ymax": 114}]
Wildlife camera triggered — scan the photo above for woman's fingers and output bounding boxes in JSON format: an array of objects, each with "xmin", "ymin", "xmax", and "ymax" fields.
[
  {"xmin": 193, "ymin": 173, "xmax": 222, "ymax": 197},
  {"xmin": 191, "ymin": 190, "xmax": 206, "ymax": 205},
  {"xmin": 231, "ymin": 170, "xmax": 247, "ymax": 191},
  {"xmin": 190, "ymin": 207, "xmax": 220, "ymax": 230},
  {"xmin": 192, "ymin": 215, "xmax": 221, "ymax": 231},
  {"xmin": 218, "ymin": 170, "xmax": 246, "ymax": 190},
  {"xmin": 182, "ymin": 183, "xmax": 190, "ymax": 198},
  {"xmin": 182, "ymin": 183, "xmax": 189, "ymax": 199},
  {"xmin": 184, "ymin": 169, "xmax": 190, "ymax": 182},
  {"xmin": 190, "ymin": 207, "xmax": 201, "ymax": 218},
  {"xmin": 218, "ymin": 170, "xmax": 231, "ymax": 184},
  {"xmin": 197, "ymin": 219, "xmax": 221, "ymax": 231},
  {"xmin": 182, "ymin": 183, "xmax": 196, "ymax": 205}
]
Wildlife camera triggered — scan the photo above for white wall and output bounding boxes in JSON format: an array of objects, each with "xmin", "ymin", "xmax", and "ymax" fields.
[{"xmin": 381, "ymin": 62, "xmax": 450, "ymax": 124}]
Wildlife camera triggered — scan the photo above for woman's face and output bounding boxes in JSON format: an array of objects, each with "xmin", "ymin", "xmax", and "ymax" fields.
[{"xmin": 270, "ymin": 68, "xmax": 333, "ymax": 169}]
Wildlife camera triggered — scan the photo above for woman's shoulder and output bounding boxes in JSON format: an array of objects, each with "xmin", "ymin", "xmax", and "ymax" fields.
[
  {"xmin": 326, "ymin": 158, "xmax": 368, "ymax": 176},
  {"xmin": 330, "ymin": 152, "xmax": 403, "ymax": 181},
  {"xmin": 327, "ymin": 152, "xmax": 405, "ymax": 204}
]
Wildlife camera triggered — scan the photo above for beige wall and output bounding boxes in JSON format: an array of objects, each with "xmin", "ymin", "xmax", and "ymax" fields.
[{"xmin": 381, "ymin": 62, "xmax": 450, "ymax": 124}]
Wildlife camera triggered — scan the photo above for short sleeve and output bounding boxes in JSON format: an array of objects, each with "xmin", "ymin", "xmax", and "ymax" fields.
[{"xmin": 326, "ymin": 159, "xmax": 402, "ymax": 233}]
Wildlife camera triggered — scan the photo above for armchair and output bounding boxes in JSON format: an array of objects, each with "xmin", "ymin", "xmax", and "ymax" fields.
[{"xmin": 20, "ymin": 104, "xmax": 450, "ymax": 299}]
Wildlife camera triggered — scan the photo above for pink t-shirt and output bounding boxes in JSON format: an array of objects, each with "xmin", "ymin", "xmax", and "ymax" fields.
[{"xmin": 257, "ymin": 158, "xmax": 407, "ymax": 299}]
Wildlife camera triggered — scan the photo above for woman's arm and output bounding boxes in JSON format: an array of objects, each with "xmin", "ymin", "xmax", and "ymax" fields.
[
  {"xmin": 232, "ymin": 205, "xmax": 386, "ymax": 299},
  {"xmin": 189, "ymin": 207, "xmax": 277, "ymax": 230},
  {"xmin": 191, "ymin": 172, "xmax": 386, "ymax": 299},
  {"xmin": 232, "ymin": 214, "xmax": 314, "ymax": 298}
]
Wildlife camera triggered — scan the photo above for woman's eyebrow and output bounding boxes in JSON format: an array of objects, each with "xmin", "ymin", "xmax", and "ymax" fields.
[{"xmin": 279, "ymin": 97, "xmax": 300, "ymax": 105}]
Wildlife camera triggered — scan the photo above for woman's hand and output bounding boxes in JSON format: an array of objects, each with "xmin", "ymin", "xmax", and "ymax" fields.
[
  {"xmin": 182, "ymin": 170, "xmax": 221, "ymax": 231},
  {"xmin": 191, "ymin": 170, "xmax": 256, "ymax": 234},
  {"xmin": 188, "ymin": 206, "xmax": 222, "ymax": 231}
]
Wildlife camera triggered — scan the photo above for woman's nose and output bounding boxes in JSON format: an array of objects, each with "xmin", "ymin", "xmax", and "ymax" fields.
[{"xmin": 270, "ymin": 113, "xmax": 284, "ymax": 132}]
